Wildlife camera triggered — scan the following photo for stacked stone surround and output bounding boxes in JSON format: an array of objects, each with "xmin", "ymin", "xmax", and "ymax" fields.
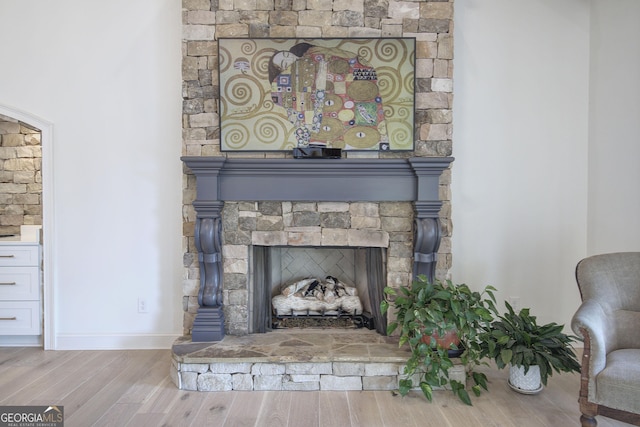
[
  {"xmin": 221, "ymin": 200, "xmax": 414, "ymax": 335},
  {"xmin": 178, "ymin": 361, "xmax": 407, "ymax": 392},
  {"xmin": 174, "ymin": 359, "xmax": 465, "ymax": 391},
  {"xmin": 0, "ymin": 115, "xmax": 42, "ymax": 236},
  {"xmin": 181, "ymin": 0, "xmax": 454, "ymax": 336}
]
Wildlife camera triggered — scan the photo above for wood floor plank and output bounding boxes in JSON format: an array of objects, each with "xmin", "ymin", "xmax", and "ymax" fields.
[
  {"xmin": 0, "ymin": 349, "xmax": 78, "ymax": 402},
  {"xmin": 490, "ymin": 382, "xmax": 550, "ymax": 426},
  {"xmin": 155, "ymin": 390, "xmax": 208, "ymax": 426},
  {"xmin": 191, "ymin": 390, "xmax": 237, "ymax": 426},
  {"xmin": 347, "ymin": 391, "xmax": 384, "ymax": 426},
  {"xmin": 58, "ymin": 351, "xmax": 137, "ymax": 422},
  {"xmin": 25, "ymin": 351, "xmax": 122, "ymax": 406},
  {"xmin": 288, "ymin": 389, "xmax": 320, "ymax": 427},
  {"xmin": 468, "ymin": 391, "xmax": 517, "ymax": 427},
  {"xmin": 223, "ymin": 391, "xmax": 266, "ymax": 427},
  {"xmin": 0, "ymin": 347, "xmax": 30, "ymax": 365},
  {"xmin": 0, "ymin": 366, "xmax": 33, "ymax": 401},
  {"xmin": 91, "ymin": 402, "xmax": 142, "ymax": 427},
  {"xmin": 466, "ymin": 368, "xmax": 519, "ymax": 427},
  {"xmin": 254, "ymin": 390, "xmax": 292, "ymax": 427},
  {"xmin": 505, "ymin": 371, "xmax": 579, "ymax": 427},
  {"xmin": 65, "ymin": 350, "xmax": 168, "ymax": 425},
  {"xmin": 0, "ymin": 347, "xmax": 45, "ymax": 366},
  {"xmin": 8, "ymin": 351, "xmax": 100, "ymax": 404},
  {"xmin": 536, "ymin": 374, "xmax": 583, "ymax": 426},
  {"xmin": 136, "ymin": 376, "xmax": 183, "ymax": 415},
  {"xmin": 318, "ymin": 391, "xmax": 351, "ymax": 427},
  {"xmin": 115, "ymin": 350, "xmax": 169, "ymax": 404},
  {"xmin": 125, "ymin": 376, "xmax": 200, "ymax": 426},
  {"xmin": 373, "ymin": 390, "xmax": 418, "ymax": 427},
  {"xmin": 430, "ymin": 390, "xmax": 481, "ymax": 427},
  {"xmin": 398, "ymin": 391, "xmax": 453, "ymax": 427},
  {"xmin": 124, "ymin": 411, "xmax": 168, "ymax": 427},
  {"xmin": 472, "ymin": 365, "xmax": 551, "ymax": 426}
]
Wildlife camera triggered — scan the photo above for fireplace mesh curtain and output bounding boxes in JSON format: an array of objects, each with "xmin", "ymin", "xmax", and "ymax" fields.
[
  {"xmin": 366, "ymin": 247, "xmax": 387, "ymax": 335},
  {"xmin": 253, "ymin": 246, "xmax": 272, "ymax": 333}
]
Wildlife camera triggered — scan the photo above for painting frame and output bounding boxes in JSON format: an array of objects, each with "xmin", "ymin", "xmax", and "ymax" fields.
[{"xmin": 218, "ymin": 38, "xmax": 416, "ymax": 152}]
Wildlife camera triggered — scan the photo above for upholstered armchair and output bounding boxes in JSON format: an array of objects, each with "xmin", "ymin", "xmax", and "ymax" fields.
[{"xmin": 571, "ymin": 252, "xmax": 640, "ymax": 427}]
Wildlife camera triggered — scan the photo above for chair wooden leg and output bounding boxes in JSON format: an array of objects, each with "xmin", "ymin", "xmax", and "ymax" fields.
[
  {"xmin": 580, "ymin": 414, "xmax": 597, "ymax": 427},
  {"xmin": 578, "ymin": 332, "xmax": 598, "ymax": 427}
]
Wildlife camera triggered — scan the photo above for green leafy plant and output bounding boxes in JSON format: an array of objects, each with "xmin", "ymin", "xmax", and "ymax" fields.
[
  {"xmin": 381, "ymin": 275, "xmax": 497, "ymax": 405},
  {"xmin": 479, "ymin": 302, "xmax": 581, "ymax": 386}
]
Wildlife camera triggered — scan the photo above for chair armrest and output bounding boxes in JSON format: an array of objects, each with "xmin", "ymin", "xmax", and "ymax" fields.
[{"xmin": 571, "ymin": 299, "xmax": 610, "ymax": 378}]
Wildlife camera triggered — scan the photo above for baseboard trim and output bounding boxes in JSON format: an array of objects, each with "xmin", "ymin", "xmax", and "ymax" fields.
[
  {"xmin": 54, "ymin": 333, "xmax": 181, "ymax": 350},
  {"xmin": 0, "ymin": 335, "xmax": 43, "ymax": 347}
]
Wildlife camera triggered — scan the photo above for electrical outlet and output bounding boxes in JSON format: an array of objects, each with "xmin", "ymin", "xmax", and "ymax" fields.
[
  {"xmin": 138, "ymin": 298, "xmax": 148, "ymax": 313},
  {"xmin": 507, "ymin": 296, "xmax": 520, "ymax": 312}
]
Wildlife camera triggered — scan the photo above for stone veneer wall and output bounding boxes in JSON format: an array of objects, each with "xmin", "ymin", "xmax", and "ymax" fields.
[
  {"xmin": 0, "ymin": 115, "xmax": 42, "ymax": 236},
  {"xmin": 181, "ymin": 0, "xmax": 454, "ymax": 335}
]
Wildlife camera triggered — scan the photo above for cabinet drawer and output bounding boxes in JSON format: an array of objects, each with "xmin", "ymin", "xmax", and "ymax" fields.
[
  {"xmin": 0, "ymin": 301, "xmax": 40, "ymax": 335},
  {"xmin": 0, "ymin": 246, "xmax": 39, "ymax": 267},
  {"xmin": 0, "ymin": 267, "xmax": 40, "ymax": 300}
]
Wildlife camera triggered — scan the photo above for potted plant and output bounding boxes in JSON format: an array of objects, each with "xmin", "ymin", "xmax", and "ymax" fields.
[
  {"xmin": 381, "ymin": 275, "xmax": 497, "ymax": 405},
  {"xmin": 479, "ymin": 302, "xmax": 581, "ymax": 394}
]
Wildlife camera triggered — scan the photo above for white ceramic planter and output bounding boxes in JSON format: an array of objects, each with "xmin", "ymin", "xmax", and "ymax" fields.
[{"xmin": 508, "ymin": 365, "xmax": 543, "ymax": 394}]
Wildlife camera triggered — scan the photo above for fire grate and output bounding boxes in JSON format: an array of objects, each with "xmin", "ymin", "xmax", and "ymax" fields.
[{"xmin": 272, "ymin": 311, "xmax": 374, "ymax": 330}]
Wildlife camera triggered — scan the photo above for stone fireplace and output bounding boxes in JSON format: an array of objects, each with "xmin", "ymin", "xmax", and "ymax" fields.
[
  {"xmin": 172, "ymin": 156, "xmax": 455, "ymax": 391},
  {"xmin": 175, "ymin": 0, "xmax": 455, "ymax": 391}
]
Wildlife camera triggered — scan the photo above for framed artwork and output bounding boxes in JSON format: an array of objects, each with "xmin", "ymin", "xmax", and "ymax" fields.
[{"xmin": 218, "ymin": 38, "xmax": 415, "ymax": 152}]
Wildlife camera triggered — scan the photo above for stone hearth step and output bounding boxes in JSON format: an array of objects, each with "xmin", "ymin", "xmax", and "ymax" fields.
[{"xmin": 170, "ymin": 329, "xmax": 466, "ymax": 392}]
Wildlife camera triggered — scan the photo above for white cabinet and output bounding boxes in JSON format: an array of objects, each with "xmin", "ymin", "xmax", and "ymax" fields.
[{"xmin": 0, "ymin": 242, "xmax": 41, "ymax": 336}]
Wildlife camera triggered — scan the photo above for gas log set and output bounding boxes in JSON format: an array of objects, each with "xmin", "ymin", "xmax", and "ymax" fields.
[{"xmin": 271, "ymin": 276, "xmax": 371, "ymax": 329}]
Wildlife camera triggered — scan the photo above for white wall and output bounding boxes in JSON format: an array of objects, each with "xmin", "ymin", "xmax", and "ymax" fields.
[
  {"xmin": 453, "ymin": 0, "xmax": 640, "ymax": 330},
  {"xmin": 587, "ymin": 0, "xmax": 640, "ymax": 254},
  {"xmin": 1, "ymin": 1, "xmax": 637, "ymax": 349},
  {"xmin": 0, "ymin": 0, "xmax": 183, "ymax": 349},
  {"xmin": 452, "ymin": 0, "xmax": 591, "ymax": 328}
]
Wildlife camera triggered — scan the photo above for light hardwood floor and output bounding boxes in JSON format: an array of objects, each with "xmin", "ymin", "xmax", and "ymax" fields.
[{"xmin": 0, "ymin": 347, "xmax": 633, "ymax": 427}]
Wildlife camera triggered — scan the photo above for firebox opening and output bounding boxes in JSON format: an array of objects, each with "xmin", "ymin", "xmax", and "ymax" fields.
[{"xmin": 249, "ymin": 245, "xmax": 387, "ymax": 335}]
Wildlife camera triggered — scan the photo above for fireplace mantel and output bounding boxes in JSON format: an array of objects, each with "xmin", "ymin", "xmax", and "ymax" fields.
[
  {"xmin": 182, "ymin": 156, "xmax": 454, "ymax": 341},
  {"xmin": 182, "ymin": 157, "xmax": 453, "ymax": 206}
]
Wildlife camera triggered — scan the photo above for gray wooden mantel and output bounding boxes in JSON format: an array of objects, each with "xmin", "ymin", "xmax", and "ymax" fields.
[{"xmin": 181, "ymin": 156, "xmax": 454, "ymax": 342}]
